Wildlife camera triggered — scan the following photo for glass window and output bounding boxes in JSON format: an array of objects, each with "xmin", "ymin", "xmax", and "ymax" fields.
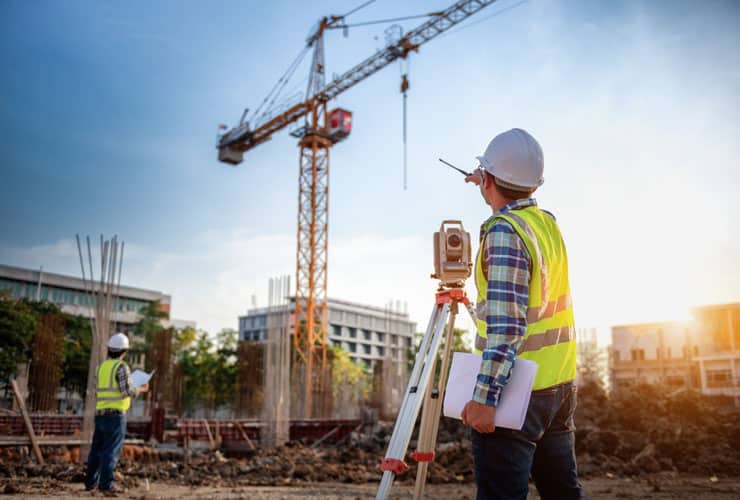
[
  {"xmin": 377, "ymin": 346, "xmax": 385, "ymax": 356},
  {"xmin": 348, "ymin": 342, "xmax": 356, "ymax": 353},
  {"xmin": 363, "ymin": 344, "xmax": 371, "ymax": 355},
  {"xmin": 348, "ymin": 327, "xmax": 357, "ymax": 338},
  {"xmin": 377, "ymin": 332, "xmax": 385, "ymax": 343},
  {"xmin": 332, "ymin": 325, "xmax": 342, "ymax": 338},
  {"xmin": 630, "ymin": 349, "xmax": 645, "ymax": 361},
  {"xmin": 706, "ymin": 369, "xmax": 732, "ymax": 388},
  {"xmin": 363, "ymin": 329, "xmax": 371, "ymax": 341}
]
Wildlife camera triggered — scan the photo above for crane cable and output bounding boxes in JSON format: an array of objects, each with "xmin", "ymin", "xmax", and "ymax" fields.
[
  {"xmin": 336, "ymin": 11, "xmax": 442, "ymax": 29},
  {"xmin": 402, "ymin": 78, "xmax": 408, "ymax": 191},
  {"xmin": 400, "ymin": 57, "xmax": 410, "ymax": 190},
  {"xmin": 253, "ymin": 45, "xmax": 311, "ymax": 126},
  {"xmin": 436, "ymin": 0, "xmax": 528, "ymax": 41}
]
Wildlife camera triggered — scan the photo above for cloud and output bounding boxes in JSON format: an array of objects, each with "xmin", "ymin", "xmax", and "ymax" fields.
[{"xmin": 0, "ymin": 230, "xmax": 448, "ymax": 337}]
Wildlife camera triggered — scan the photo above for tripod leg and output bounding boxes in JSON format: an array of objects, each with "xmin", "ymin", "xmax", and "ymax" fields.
[
  {"xmin": 412, "ymin": 301, "xmax": 460, "ymax": 499},
  {"xmin": 376, "ymin": 301, "xmax": 451, "ymax": 500}
]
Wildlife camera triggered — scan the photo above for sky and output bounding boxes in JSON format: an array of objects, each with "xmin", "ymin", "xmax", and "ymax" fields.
[{"xmin": 1, "ymin": 0, "xmax": 739, "ymax": 346}]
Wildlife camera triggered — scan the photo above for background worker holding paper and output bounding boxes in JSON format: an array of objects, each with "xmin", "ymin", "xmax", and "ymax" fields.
[
  {"xmin": 461, "ymin": 129, "xmax": 585, "ymax": 500},
  {"xmin": 84, "ymin": 333, "xmax": 149, "ymax": 497}
]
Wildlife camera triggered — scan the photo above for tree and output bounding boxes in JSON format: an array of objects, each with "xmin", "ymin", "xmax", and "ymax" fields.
[
  {"xmin": 407, "ymin": 327, "xmax": 471, "ymax": 375},
  {"xmin": 174, "ymin": 326, "xmax": 197, "ymax": 352},
  {"xmin": 179, "ymin": 331, "xmax": 220, "ymax": 416},
  {"xmin": 330, "ymin": 344, "xmax": 370, "ymax": 417},
  {"xmin": 0, "ymin": 294, "xmax": 39, "ymax": 381},
  {"xmin": 134, "ymin": 301, "xmax": 168, "ymax": 337},
  {"xmin": 60, "ymin": 314, "xmax": 92, "ymax": 394},
  {"xmin": 213, "ymin": 328, "xmax": 238, "ymax": 410}
]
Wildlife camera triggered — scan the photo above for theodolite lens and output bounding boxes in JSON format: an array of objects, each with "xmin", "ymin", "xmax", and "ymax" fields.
[{"xmin": 447, "ymin": 234, "xmax": 461, "ymax": 247}]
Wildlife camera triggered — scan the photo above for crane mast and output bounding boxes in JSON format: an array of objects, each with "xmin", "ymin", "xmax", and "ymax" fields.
[{"xmin": 218, "ymin": 0, "xmax": 501, "ymax": 418}]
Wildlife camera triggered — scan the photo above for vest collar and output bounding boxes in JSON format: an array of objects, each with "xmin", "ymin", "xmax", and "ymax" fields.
[{"xmin": 482, "ymin": 198, "xmax": 537, "ymax": 229}]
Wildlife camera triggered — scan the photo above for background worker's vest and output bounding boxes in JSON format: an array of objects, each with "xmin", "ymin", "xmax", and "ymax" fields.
[
  {"xmin": 95, "ymin": 359, "xmax": 131, "ymax": 412},
  {"xmin": 474, "ymin": 205, "xmax": 576, "ymax": 391}
]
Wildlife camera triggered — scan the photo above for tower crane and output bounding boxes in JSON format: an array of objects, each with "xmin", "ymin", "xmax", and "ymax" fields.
[{"xmin": 218, "ymin": 0, "xmax": 502, "ymax": 418}]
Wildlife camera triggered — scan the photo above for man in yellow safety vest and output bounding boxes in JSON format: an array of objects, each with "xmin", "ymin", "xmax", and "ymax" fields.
[
  {"xmin": 84, "ymin": 333, "xmax": 148, "ymax": 497},
  {"xmin": 461, "ymin": 129, "xmax": 585, "ymax": 499}
]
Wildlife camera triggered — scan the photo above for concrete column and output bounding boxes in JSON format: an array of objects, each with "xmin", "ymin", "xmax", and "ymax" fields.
[
  {"xmin": 699, "ymin": 359, "xmax": 707, "ymax": 394},
  {"xmin": 728, "ymin": 310, "xmax": 735, "ymax": 349},
  {"xmin": 727, "ymin": 310, "xmax": 739, "ymax": 405}
]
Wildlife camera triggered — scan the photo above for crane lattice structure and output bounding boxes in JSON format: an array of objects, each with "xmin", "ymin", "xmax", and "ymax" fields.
[{"xmin": 218, "ymin": 0, "xmax": 501, "ymax": 418}]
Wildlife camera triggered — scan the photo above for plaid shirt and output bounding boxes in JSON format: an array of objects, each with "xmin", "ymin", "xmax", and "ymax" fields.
[
  {"xmin": 115, "ymin": 361, "xmax": 138, "ymax": 398},
  {"xmin": 472, "ymin": 198, "xmax": 535, "ymax": 407}
]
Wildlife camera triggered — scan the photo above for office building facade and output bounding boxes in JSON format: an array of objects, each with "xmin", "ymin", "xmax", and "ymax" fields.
[
  {"xmin": 0, "ymin": 264, "xmax": 172, "ymax": 327},
  {"xmin": 239, "ymin": 297, "xmax": 416, "ymax": 368}
]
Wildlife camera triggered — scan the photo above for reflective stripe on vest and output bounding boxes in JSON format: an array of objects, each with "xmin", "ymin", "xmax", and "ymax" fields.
[
  {"xmin": 474, "ymin": 204, "xmax": 576, "ymax": 391},
  {"xmin": 95, "ymin": 359, "xmax": 131, "ymax": 412}
]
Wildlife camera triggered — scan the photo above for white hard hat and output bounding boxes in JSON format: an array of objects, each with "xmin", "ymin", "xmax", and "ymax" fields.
[
  {"xmin": 476, "ymin": 128, "xmax": 544, "ymax": 191},
  {"xmin": 108, "ymin": 333, "xmax": 130, "ymax": 350}
]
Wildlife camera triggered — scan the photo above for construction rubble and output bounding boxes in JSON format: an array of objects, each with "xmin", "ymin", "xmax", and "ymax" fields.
[{"xmin": 0, "ymin": 384, "xmax": 738, "ymax": 495}]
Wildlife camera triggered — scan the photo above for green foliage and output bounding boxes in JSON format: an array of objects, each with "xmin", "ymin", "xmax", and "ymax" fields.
[
  {"xmin": 213, "ymin": 328, "xmax": 238, "ymax": 408},
  {"xmin": 127, "ymin": 300, "xmax": 167, "ymax": 369},
  {"xmin": 0, "ymin": 293, "xmax": 95, "ymax": 392},
  {"xmin": 60, "ymin": 314, "xmax": 92, "ymax": 393},
  {"xmin": 179, "ymin": 331, "xmax": 216, "ymax": 413},
  {"xmin": 449, "ymin": 327, "xmax": 472, "ymax": 353},
  {"xmin": 329, "ymin": 344, "xmax": 370, "ymax": 400},
  {"xmin": 0, "ymin": 294, "xmax": 39, "ymax": 381},
  {"xmin": 134, "ymin": 301, "xmax": 167, "ymax": 344},
  {"xmin": 407, "ymin": 327, "xmax": 471, "ymax": 375},
  {"xmin": 178, "ymin": 329, "xmax": 238, "ymax": 415},
  {"xmin": 174, "ymin": 326, "xmax": 197, "ymax": 352}
]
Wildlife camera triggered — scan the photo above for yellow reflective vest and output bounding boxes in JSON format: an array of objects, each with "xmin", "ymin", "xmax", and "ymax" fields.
[
  {"xmin": 95, "ymin": 359, "xmax": 131, "ymax": 412},
  {"xmin": 474, "ymin": 204, "xmax": 576, "ymax": 390}
]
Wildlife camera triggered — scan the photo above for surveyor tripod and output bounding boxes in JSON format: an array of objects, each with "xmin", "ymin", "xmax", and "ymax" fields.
[{"xmin": 376, "ymin": 286, "xmax": 477, "ymax": 500}]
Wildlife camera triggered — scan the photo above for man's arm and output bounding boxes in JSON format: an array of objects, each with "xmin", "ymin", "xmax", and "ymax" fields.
[
  {"xmin": 116, "ymin": 363, "xmax": 140, "ymax": 398},
  {"xmin": 472, "ymin": 220, "xmax": 531, "ymax": 407}
]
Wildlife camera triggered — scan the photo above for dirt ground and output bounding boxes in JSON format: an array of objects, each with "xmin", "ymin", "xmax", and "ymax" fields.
[
  {"xmin": 2, "ymin": 384, "xmax": 739, "ymax": 498},
  {"xmin": 3, "ymin": 474, "xmax": 740, "ymax": 499}
]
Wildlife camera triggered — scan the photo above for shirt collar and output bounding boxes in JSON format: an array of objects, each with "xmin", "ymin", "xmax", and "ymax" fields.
[
  {"xmin": 496, "ymin": 197, "xmax": 537, "ymax": 216},
  {"xmin": 480, "ymin": 198, "xmax": 536, "ymax": 238}
]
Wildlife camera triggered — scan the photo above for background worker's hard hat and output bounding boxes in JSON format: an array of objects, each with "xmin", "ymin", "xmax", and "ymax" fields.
[
  {"xmin": 476, "ymin": 128, "xmax": 544, "ymax": 191},
  {"xmin": 108, "ymin": 332, "xmax": 130, "ymax": 350}
]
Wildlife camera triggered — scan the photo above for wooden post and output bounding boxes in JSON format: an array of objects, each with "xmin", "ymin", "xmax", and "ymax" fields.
[
  {"xmin": 202, "ymin": 419, "xmax": 215, "ymax": 450},
  {"xmin": 10, "ymin": 379, "xmax": 44, "ymax": 465},
  {"xmin": 235, "ymin": 421, "xmax": 256, "ymax": 451},
  {"xmin": 311, "ymin": 426, "xmax": 339, "ymax": 448}
]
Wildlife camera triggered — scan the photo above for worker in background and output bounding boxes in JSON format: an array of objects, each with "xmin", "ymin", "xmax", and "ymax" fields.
[
  {"xmin": 461, "ymin": 129, "xmax": 585, "ymax": 500},
  {"xmin": 84, "ymin": 333, "xmax": 148, "ymax": 497}
]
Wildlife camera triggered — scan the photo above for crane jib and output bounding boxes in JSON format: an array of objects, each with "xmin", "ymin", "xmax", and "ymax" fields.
[{"xmin": 218, "ymin": 0, "xmax": 501, "ymax": 161}]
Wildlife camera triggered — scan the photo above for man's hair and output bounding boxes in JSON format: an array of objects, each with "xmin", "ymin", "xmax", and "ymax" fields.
[
  {"xmin": 107, "ymin": 348, "xmax": 127, "ymax": 359},
  {"xmin": 485, "ymin": 171, "xmax": 534, "ymax": 200}
]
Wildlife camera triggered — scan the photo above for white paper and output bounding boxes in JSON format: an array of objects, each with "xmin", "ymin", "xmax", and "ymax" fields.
[
  {"xmin": 130, "ymin": 369, "xmax": 154, "ymax": 389},
  {"xmin": 443, "ymin": 352, "xmax": 537, "ymax": 430}
]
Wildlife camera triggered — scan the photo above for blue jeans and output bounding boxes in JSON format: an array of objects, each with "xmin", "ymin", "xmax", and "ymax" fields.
[
  {"xmin": 85, "ymin": 413, "xmax": 126, "ymax": 490},
  {"xmin": 471, "ymin": 382, "xmax": 585, "ymax": 500}
]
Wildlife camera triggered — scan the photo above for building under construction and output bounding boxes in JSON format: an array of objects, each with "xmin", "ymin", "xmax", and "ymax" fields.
[{"xmin": 610, "ymin": 302, "xmax": 740, "ymax": 406}]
